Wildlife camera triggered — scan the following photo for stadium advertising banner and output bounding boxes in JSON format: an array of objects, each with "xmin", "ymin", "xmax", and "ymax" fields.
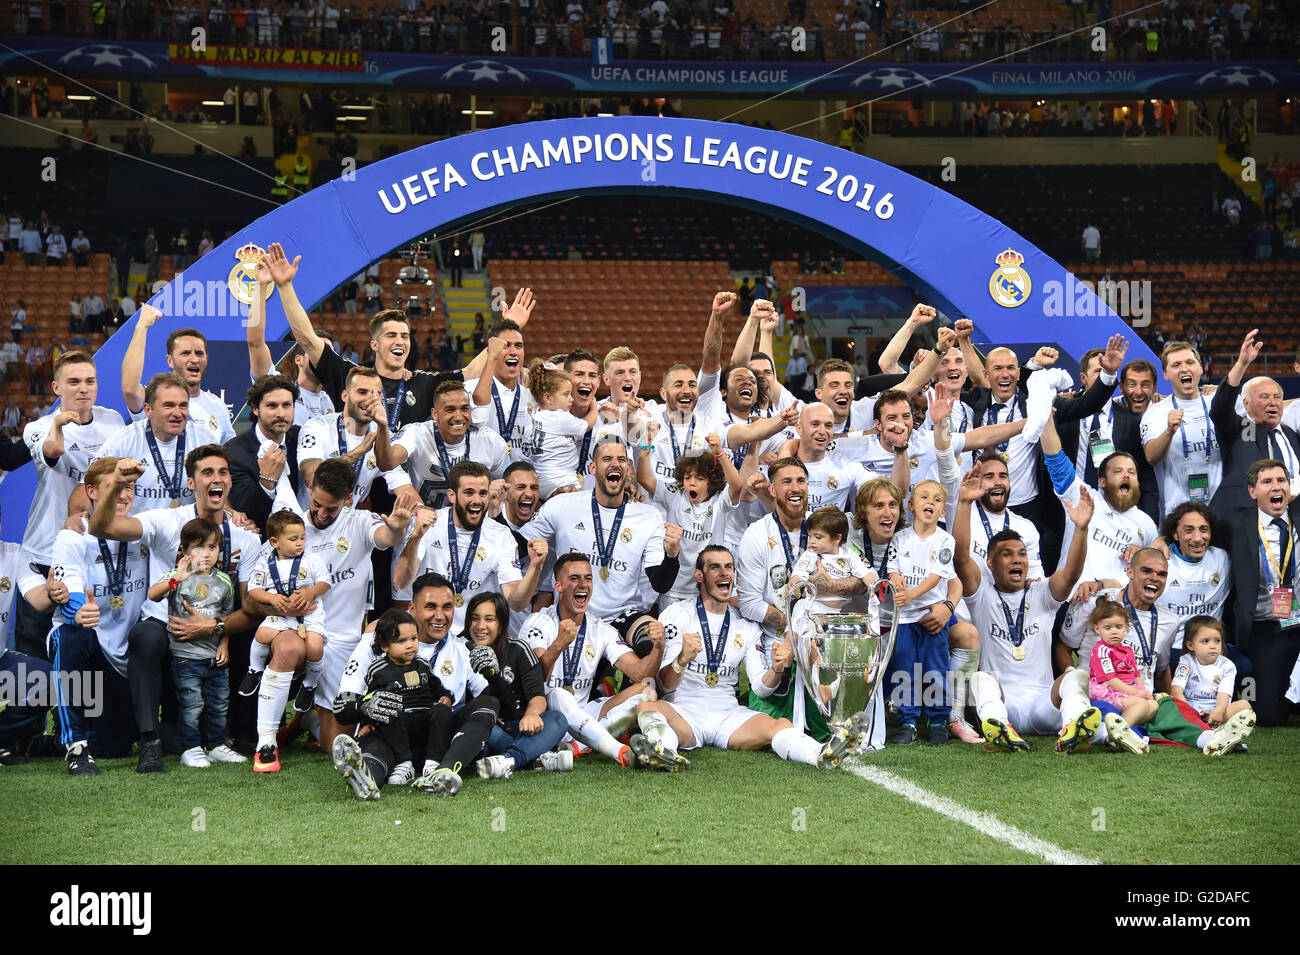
[
  {"xmin": 4, "ymin": 36, "xmax": 1299, "ymax": 95},
  {"xmin": 0, "ymin": 116, "xmax": 1156, "ymax": 541}
]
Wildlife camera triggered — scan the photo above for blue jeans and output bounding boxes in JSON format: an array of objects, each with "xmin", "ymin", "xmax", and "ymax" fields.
[
  {"xmin": 485, "ymin": 709, "xmax": 568, "ymax": 767},
  {"xmin": 889, "ymin": 620, "xmax": 952, "ymax": 725},
  {"xmin": 172, "ymin": 657, "xmax": 229, "ymax": 751}
]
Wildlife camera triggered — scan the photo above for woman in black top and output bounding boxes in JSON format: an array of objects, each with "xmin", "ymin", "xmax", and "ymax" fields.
[{"xmin": 465, "ymin": 592, "xmax": 573, "ymax": 775}]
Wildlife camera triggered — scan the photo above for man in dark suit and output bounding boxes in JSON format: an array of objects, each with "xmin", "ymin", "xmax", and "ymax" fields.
[
  {"xmin": 1210, "ymin": 330, "xmax": 1300, "ymax": 725},
  {"xmin": 968, "ymin": 336, "xmax": 1126, "ymax": 570},
  {"xmin": 225, "ymin": 374, "xmax": 302, "ymax": 534},
  {"xmin": 1111, "ymin": 358, "xmax": 1161, "ymax": 523}
]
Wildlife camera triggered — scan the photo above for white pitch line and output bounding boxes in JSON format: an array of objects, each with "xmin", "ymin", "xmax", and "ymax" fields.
[{"xmin": 842, "ymin": 759, "xmax": 1100, "ymax": 865}]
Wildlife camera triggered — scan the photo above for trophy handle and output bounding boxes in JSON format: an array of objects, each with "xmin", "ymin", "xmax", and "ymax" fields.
[{"xmin": 870, "ymin": 577, "xmax": 900, "ymax": 684}]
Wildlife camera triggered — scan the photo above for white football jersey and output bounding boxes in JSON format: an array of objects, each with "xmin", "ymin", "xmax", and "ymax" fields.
[
  {"xmin": 520, "ymin": 408, "xmax": 590, "ymax": 498},
  {"xmin": 522, "ymin": 606, "xmax": 631, "ymax": 703},
  {"xmin": 846, "ymin": 429, "xmax": 959, "ymax": 505},
  {"xmin": 96, "ymin": 419, "xmax": 205, "ymax": 515},
  {"xmin": 1140, "ymin": 395, "xmax": 1222, "ymax": 519},
  {"xmin": 294, "ymin": 385, "xmax": 336, "ymax": 426},
  {"xmin": 398, "ymin": 508, "xmax": 523, "ymax": 631},
  {"xmin": 135, "ymin": 505, "xmax": 260, "ymax": 624},
  {"xmin": 1060, "ymin": 587, "xmax": 1178, "ymax": 687},
  {"xmin": 981, "ymin": 398, "xmax": 1041, "ymax": 506},
  {"xmin": 297, "ymin": 412, "xmax": 412, "ymax": 503},
  {"xmin": 1057, "ymin": 480, "xmax": 1158, "ymax": 580},
  {"xmin": 519, "ymin": 491, "xmax": 666, "ymax": 621},
  {"xmin": 1158, "ymin": 546, "xmax": 1231, "ymax": 648},
  {"xmin": 338, "ymin": 634, "xmax": 487, "ymax": 706},
  {"xmin": 965, "ymin": 577, "xmax": 1060, "ymax": 696},
  {"xmin": 0, "ymin": 541, "xmax": 24, "ymax": 636},
  {"xmin": 48, "ymin": 518, "xmax": 151, "ymax": 677},
  {"xmin": 128, "ymin": 388, "xmax": 233, "ymax": 444},
  {"xmin": 659, "ymin": 597, "xmax": 762, "ymax": 712},
  {"xmin": 465, "ymin": 376, "xmax": 535, "ymax": 462},
  {"xmin": 964, "ymin": 501, "xmax": 1045, "ymax": 581},
  {"xmin": 21, "ymin": 406, "xmax": 125, "ymax": 562},
  {"xmin": 1172, "ymin": 654, "xmax": 1237, "ymax": 710},
  {"xmin": 651, "ymin": 482, "xmax": 741, "ymax": 601},
  {"xmin": 393, "ymin": 422, "xmax": 510, "ymax": 508},
  {"xmin": 803, "ymin": 452, "xmax": 864, "ymax": 513},
  {"xmin": 891, "ymin": 525, "xmax": 957, "ymax": 624},
  {"xmin": 735, "ymin": 512, "xmax": 807, "ymax": 640},
  {"xmin": 791, "ymin": 542, "xmax": 872, "ymax": 614}
]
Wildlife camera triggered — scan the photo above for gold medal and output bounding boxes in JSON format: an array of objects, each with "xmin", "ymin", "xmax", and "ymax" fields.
[
  {"xmin": 297, "ymin": 623, "xmax": 308, "ymax": 639},
  {"xmin": 1012, "ymin": 646, "xmax": 1026, "ymax": 661},
  {"xmin": 998, "ymin": 452, "xmax": 1010, "ymax": 464},
  {"xmin": 599, "ymin": 566, "xmax": 610, "ymax": 581},
  {"xmin": 109, "ymin": 594, "xmax": 125, "ymax": 610},
  {"xmin": 454, "ymin": 593, "xmax": 464, "ymax": 607},
  {"xmin": 563, "ymin": 685, "xmax": 575, "ymax": 694},
  {"xmin": 705, "ymin": 671, "xmax": 719, "ymax": 687},
  {"xmin": 169, "ymin": 498, "xmax": 180, "ymax": 508},
  {"xmin": 504, "ymin": 443, "xmax": 512, "ymax": 455}
]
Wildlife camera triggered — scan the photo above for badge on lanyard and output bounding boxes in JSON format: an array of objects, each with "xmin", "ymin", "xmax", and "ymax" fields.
[
  {"xmin": 1088, "ymin": 436, "xmax": 1115, "ymax": 470},
  {"xmin": 1187, "ymin": 472, "xmax": 1210, "ymax": 503}
]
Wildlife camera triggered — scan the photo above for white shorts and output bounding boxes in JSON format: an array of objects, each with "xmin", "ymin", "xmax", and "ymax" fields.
[
  {"xmin": 315, "ymin": 629, "xmax": 363, "ymax": 710},
  {"xmin": 1004, "ymin": 683, "xmax": 1061, "ymax": 737},
  {"xmin": 672, "ymin": 702, "xmax": 766, "ymax": 751},
  {"xmin": 260, "ymin": 606, "xmax": 328, "ymax": 636}
]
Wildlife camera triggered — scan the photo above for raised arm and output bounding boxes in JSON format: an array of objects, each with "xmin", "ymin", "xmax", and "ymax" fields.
[
  {"xmin": 362, "ymin": 394, "xmax": 407, "ymax": 471},
  {"xmin": 471, "ymin": 336, "xmax": 504, "ymax": 407},
  {"xmin": 1225, "ymin": 327, "xmax": 1262, "ymax": 389},
  {"xmin": 246, "ymin": 255, "xmax": 275, "ymax": 379},
  {"xmin": 87, "ymin": 458, "xmax": 147, "ymax": 541},
  {"xmin": 701, "ymin": 291, "xmax": 734, "ymax": 377},
  {"xmin": 952, "ymin": 466, "xmax": 983, "ymax": 597},
  {"xmin": 1051, "ymin": 334, "xmax": 1124, "ymax": 424},
  {"xmin": 729, "ymin": 300, "xmax": 761, "ymax": 367},
  {"xmin": 725, "ymin": 401, "xmax": 799, "ymax": 449},
  {"xmin": 391, "ymin": 507, "xmax": 436, "ymax": 589},
  {"xmin": 878, "ymin": 304, "xmax": 935, "ymax": 375},
  {"xmin": 1048, "ymin": 491, "xmax": 1094, "ymax": 602},
  {"xmin": 896, "ymin": 325, "xmax": 957, "ymax": 397},
  {"xmin": 263, "ymin": 243, "xmax": 325, "ymax": 369},
  {"xmin": 121, "ymin": 304, "xmax": 161, "ymax": 413},
  {"xmin": 953, "ymin": 319, "xmax": 989, "ymax": 389},
  {"xmin": 634, "ymin": 440, "xmax": 658, "ymax": 497}
]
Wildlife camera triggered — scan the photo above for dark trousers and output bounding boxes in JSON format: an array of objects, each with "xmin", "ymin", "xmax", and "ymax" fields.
[
  {"xmin": 1240, "ymin": 619, "xmax": 1300, "ymax": 726},
  {"xmin": 126, "ymin": 618, "xmax": 179, "ymax": 742},
  {"xmin": 14, "ymin": 583, "xmax": 54, "ymax": 659},
  {"xmin": 360, "ymin": 695, "xmax": 498, "ymax": 784},
  {"xmin": 49, "ymin": 624, "xmax": 136, "ymax": 757},
  {"xmin": 0, "ymin": 648, "xmax": 51, "ymax": 748}
]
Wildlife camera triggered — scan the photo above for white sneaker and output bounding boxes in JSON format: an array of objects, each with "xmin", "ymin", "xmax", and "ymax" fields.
[
  {"xmin": 476, "ymin": 754, "xmax": 515, "ymax": 779},
  {"xmin": 205, "ymin": 744, "xmax": 248, "ymax": 764},
  {"xmin": 534, "ymin": 749, "xmax": 574, "ymax": 772},
  {"xmin": 387, "ymin": 760, "xmax": 416, "ymax": 786},
  {"xmin": 1204, "ymin": 710, "xmax": 1255, "ymax": 756},
  {"xmin": 180, "ymin": 746, "xmax": 212, "ymax": 768},
  {"xmin": 1104, "ymin": 713, "xmax": 1148, "ymax": 754}
]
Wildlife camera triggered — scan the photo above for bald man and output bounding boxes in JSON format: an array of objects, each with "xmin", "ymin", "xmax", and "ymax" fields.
[{"xmin": 789, "ymin": 402, "xmax": 866, "ymax": 512}]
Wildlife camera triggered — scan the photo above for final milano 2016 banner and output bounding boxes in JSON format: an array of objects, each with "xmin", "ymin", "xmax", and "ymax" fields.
[
  {"xmin": 1, "ymin": 116, "xmax": 1156, "ymax": 542},
  {"xmin": 3, "ymin": 35, "xmax": 1298, "ymax": 95}
]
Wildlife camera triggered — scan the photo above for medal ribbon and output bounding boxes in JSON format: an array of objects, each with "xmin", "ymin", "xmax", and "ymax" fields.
[
  {"xmin": 560, "ymin": 617, "xmax": 588, "ymax": 689},
  {"xmin": 433, "ymin": 426, "xmax": 467, "ymax": 482},
  {"xmin": 268, "ymin": 554, "xmax": 304, "ymax": 625},
  {"xmin": 863, "ymin": 536, "xmax": 891, "ymax": 579},
  {"xmin": 776, "ymin": 517, "xmax": 809, "ymax": 573},
  {"xmin": 577, "ymin": 428, "xmax": 593, "ymax": 474},
  {"xmin": 97, "ymin": 539, "xmax": 128, "ymax": 600},
  {"xmin": 975, "ymin": 501, "xmax": 1010, "ymax": 541},
  {"xmin": 447, "ymin": 518, "xmax": 483, "ymax": 599},
  {"xmin": 591, "ymin": 496, "xmax": 626, "ymax": 577},
  {"xmin": 336, "ymin": 415, "xmax": 364, "ymax": 485},
  {"xmin": 696, "ymin": 597, "xmax": 730, "ymax": 676},
  {"xmin": 220, "ymin": 515, "xmax": 232, "ymax": 573},
  {"xmin": 385, "ymin": 377, "xmax": 407, "ymax": 432},
  {"xmin": 492, "ymin": 379, "xmax": 521, "ymax": 445},
  {"xmin": 996, "ymin": 584, "xmax": 1028, "ymax": 648},
  {"xmin": 1122, "ymin": 590, "xmax": 1157, "ymax": 668},
  {"xmin": 145, "ymin": 424, "xmax": 185, "ymax": 501},
  {"xmin": 665, "ymin": 411, "xmax": 695, "ymax": 462}
]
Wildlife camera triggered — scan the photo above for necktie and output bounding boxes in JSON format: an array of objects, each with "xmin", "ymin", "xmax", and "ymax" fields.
[
  {"xmin": 1272, "ymin": 517, "xmax": 1295, "ymax": 588},
  {"xmin": 1083, "ymin": 412, "xmax": 1101, "ymax": 488}
]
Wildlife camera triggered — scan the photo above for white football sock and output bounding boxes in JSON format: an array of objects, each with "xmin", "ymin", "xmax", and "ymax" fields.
[
  {"xmin": 1196, "ymin": 730, "xmax": 1211, "ymax": 748},
  {"xmin": 949, "ymin": 647, "xmax": 979, "ymax": 721},
  {"xmin": 549, "ymin": 689, "xmax": 622, "ymax": 758},
  {"xmin": 302, "ymin": 708, "xmax": 320, "ymax": 741},
  {"xmin": 303, "ymin": 656, "xmax": 323, "ymax": 689},
  {"xmin": 637, "ymin": 708, "xmax": 679, "ymax": 753},
  {"xmin": 771, "ymin": 726, "xmax": 823, "ymax": 765},
  {"xmin": 600, "ymin": 692, "xmax": 650, "ymax": 737},
  {"xmin": 256, "ymin": 668, "xmax": 294, "ymax": 748},
  {"xmin": 1056, "ymin": 667, "xmax": 1091, "ymax": 727},
  {"xmin": 969, "ymin": 671, "xmax": 1008, "ymax": 724},
  {"xmin": 249, "ymin": 640, "xmax": 271, "ymax": 672}
]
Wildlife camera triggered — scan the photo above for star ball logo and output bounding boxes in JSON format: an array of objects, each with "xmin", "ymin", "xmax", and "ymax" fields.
[
  {"xmin": 58, "ymin": 44, "xmax": 157, "ymax": 70},
  {"xmin": 441, "ymin": 60, "xmax": 530, "ymax": 83},
  {"xmin": 851, "ymin": 67, "xmax": 932, "ymax": 91},
  {"xmin": 988, "ymin": 249, "xmax": 1031, "ymax": 308},
  {"xmin": 1194, "ymin": 65, "xmax": 1279, "ymax": 88}
]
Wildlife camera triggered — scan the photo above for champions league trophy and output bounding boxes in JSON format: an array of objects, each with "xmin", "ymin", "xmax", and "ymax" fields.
[{"xmin": 780, "ymin": 575, "xmax": 899, "ymax": 754}]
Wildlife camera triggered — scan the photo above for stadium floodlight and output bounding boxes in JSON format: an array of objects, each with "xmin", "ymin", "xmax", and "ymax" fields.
[
  {"xmin": 335, "ymin": 115, "xmax": 367, "ymax": 122},
  {"xmin": 460, "ymin": 109, "xmax": 494, "ymax": 116},
  {"xmin": 67, "ymin": 94, "xmax": 95, "ymax": 101},
  {"xmin": 201, "ymin": 100, "xmax": 226, "ymax": 106},
  {"xmin": 341, "ymin": 104, "xmax": 374, "ymax": 110}
]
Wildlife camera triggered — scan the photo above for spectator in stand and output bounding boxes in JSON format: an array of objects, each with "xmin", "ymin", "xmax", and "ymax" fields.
[
  {"xmin": 11, "ymin": 300, "xmax": 26, "ymax": 339},
  {"xmin": 120, "ymin": 291, "xmax": 137, "ymax": 320},
  {"xmin": 143, "ymin": 228, "xmax": 159, "ymax": 284},
  {"xmin": 0, "ymin": 338, "xmax": 20, "ymax": 383},
  {"xmin": 1222, "ymin": 195, "xmax": 1242, "ymax": 225},
  {"xmin": 25, "ymin": 342, "xmax": 46, "ymax": 396},
  {"xmin": 362, "ymin": 276, "xmax": 383, "ymax": 314},
  {"xmin": 69, "ymin": 292, "xmax": 83, "ymax": 333},
  {"xmin": 2, "ymin": 400, "xmax": 19, "ymax": 436},
  {"xmin": 18, "ymin": 222, "xmax": 42, "ymax": 265},
  {"xmin": 198, "ymin": 230, "xmax": 214, "ymax": 258},
  {"xmin": 6, "ymin": 211, "xmax": 19, "ymax": 251},
  {"xmin": 1082, "ymin": 222, "xmax": 1102, "ymax": 262},
  {"xmin": 172, "ymin": 228, "xmax": 191, "ymax": 271},
  {"xmin": 82, "ymin": 291, "xmax": 105, "ymax": 334},
  {"xmin": 470, "ymin": 229, "xmax": 486, "ymax": 271},
  {"xmin": 341, "ymin": 341, "xmax": 359, "ymax": 364},
  {"xmin": 70, "ymin": 229, "xmax": 91, "ymax": 267},
  {"xmin": 44, "ymin": 225, "xmax": 67, "ymax": 267}
]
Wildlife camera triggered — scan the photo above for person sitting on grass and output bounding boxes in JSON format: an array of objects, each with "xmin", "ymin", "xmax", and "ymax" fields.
[{"xmin": 1171, "ymin": 616, "xmax": 1256, "ymax": 755}]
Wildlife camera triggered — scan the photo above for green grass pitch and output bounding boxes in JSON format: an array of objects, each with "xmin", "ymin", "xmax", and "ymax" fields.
[{"xmin": 3, "ymin": 728, "xmax": 1298, "ymax": 864}]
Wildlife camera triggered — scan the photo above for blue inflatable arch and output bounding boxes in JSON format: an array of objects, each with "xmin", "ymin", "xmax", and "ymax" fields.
[{"xmin": 4, "ymin": 117, "xmax": 1154, "ymax": 541}]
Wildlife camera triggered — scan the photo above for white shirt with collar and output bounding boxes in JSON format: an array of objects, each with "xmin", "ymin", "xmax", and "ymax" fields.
[{"xmin": 1256, "ymin": 508, "xmax": 1297, "ymax": 621}]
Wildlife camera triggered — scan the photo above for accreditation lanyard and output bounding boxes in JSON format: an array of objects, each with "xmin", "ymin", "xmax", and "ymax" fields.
[
  {"xmin": 384, "ymin": 377, "xmax": 407, "ymax": 433},
  {"xmin": 591, "ymin": 496, "xmax": 626, "ymax": 580},
  {"xmin": 433, "ymin": 426, "xmax": 467, "ymax": 481},
  {"xmin": 447, "ymin": 519, "xmax": 483, "ymax": 601},
  {"xmin": 863, "ymin": 536, "xmax": 892, "ymax": 579},
  {"xmin": 1174, "ymin": 394, "xmax": 1214, "ymax": 466},
  {"xmin": 1258, "ymin": 518, "xmax": 1295, "ymax": 589},
  {"xmin": 975, "ymin": 502, "xmax": 1009, "ymax": 540}
]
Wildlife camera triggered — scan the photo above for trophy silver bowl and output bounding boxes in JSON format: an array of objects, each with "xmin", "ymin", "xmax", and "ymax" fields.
[{"xmin": 783, "ymin": 577, "xmax": 899, "ymax": 740}]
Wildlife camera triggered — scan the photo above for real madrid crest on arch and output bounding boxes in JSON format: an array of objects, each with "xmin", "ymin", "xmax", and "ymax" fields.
[
  {"xmin": 989, "ymin": 249, "xmax": 1031, "ymax": 308},
  {"xmin": 229, "ymin": 243, "xmax": 275, "ymax": 306}
]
